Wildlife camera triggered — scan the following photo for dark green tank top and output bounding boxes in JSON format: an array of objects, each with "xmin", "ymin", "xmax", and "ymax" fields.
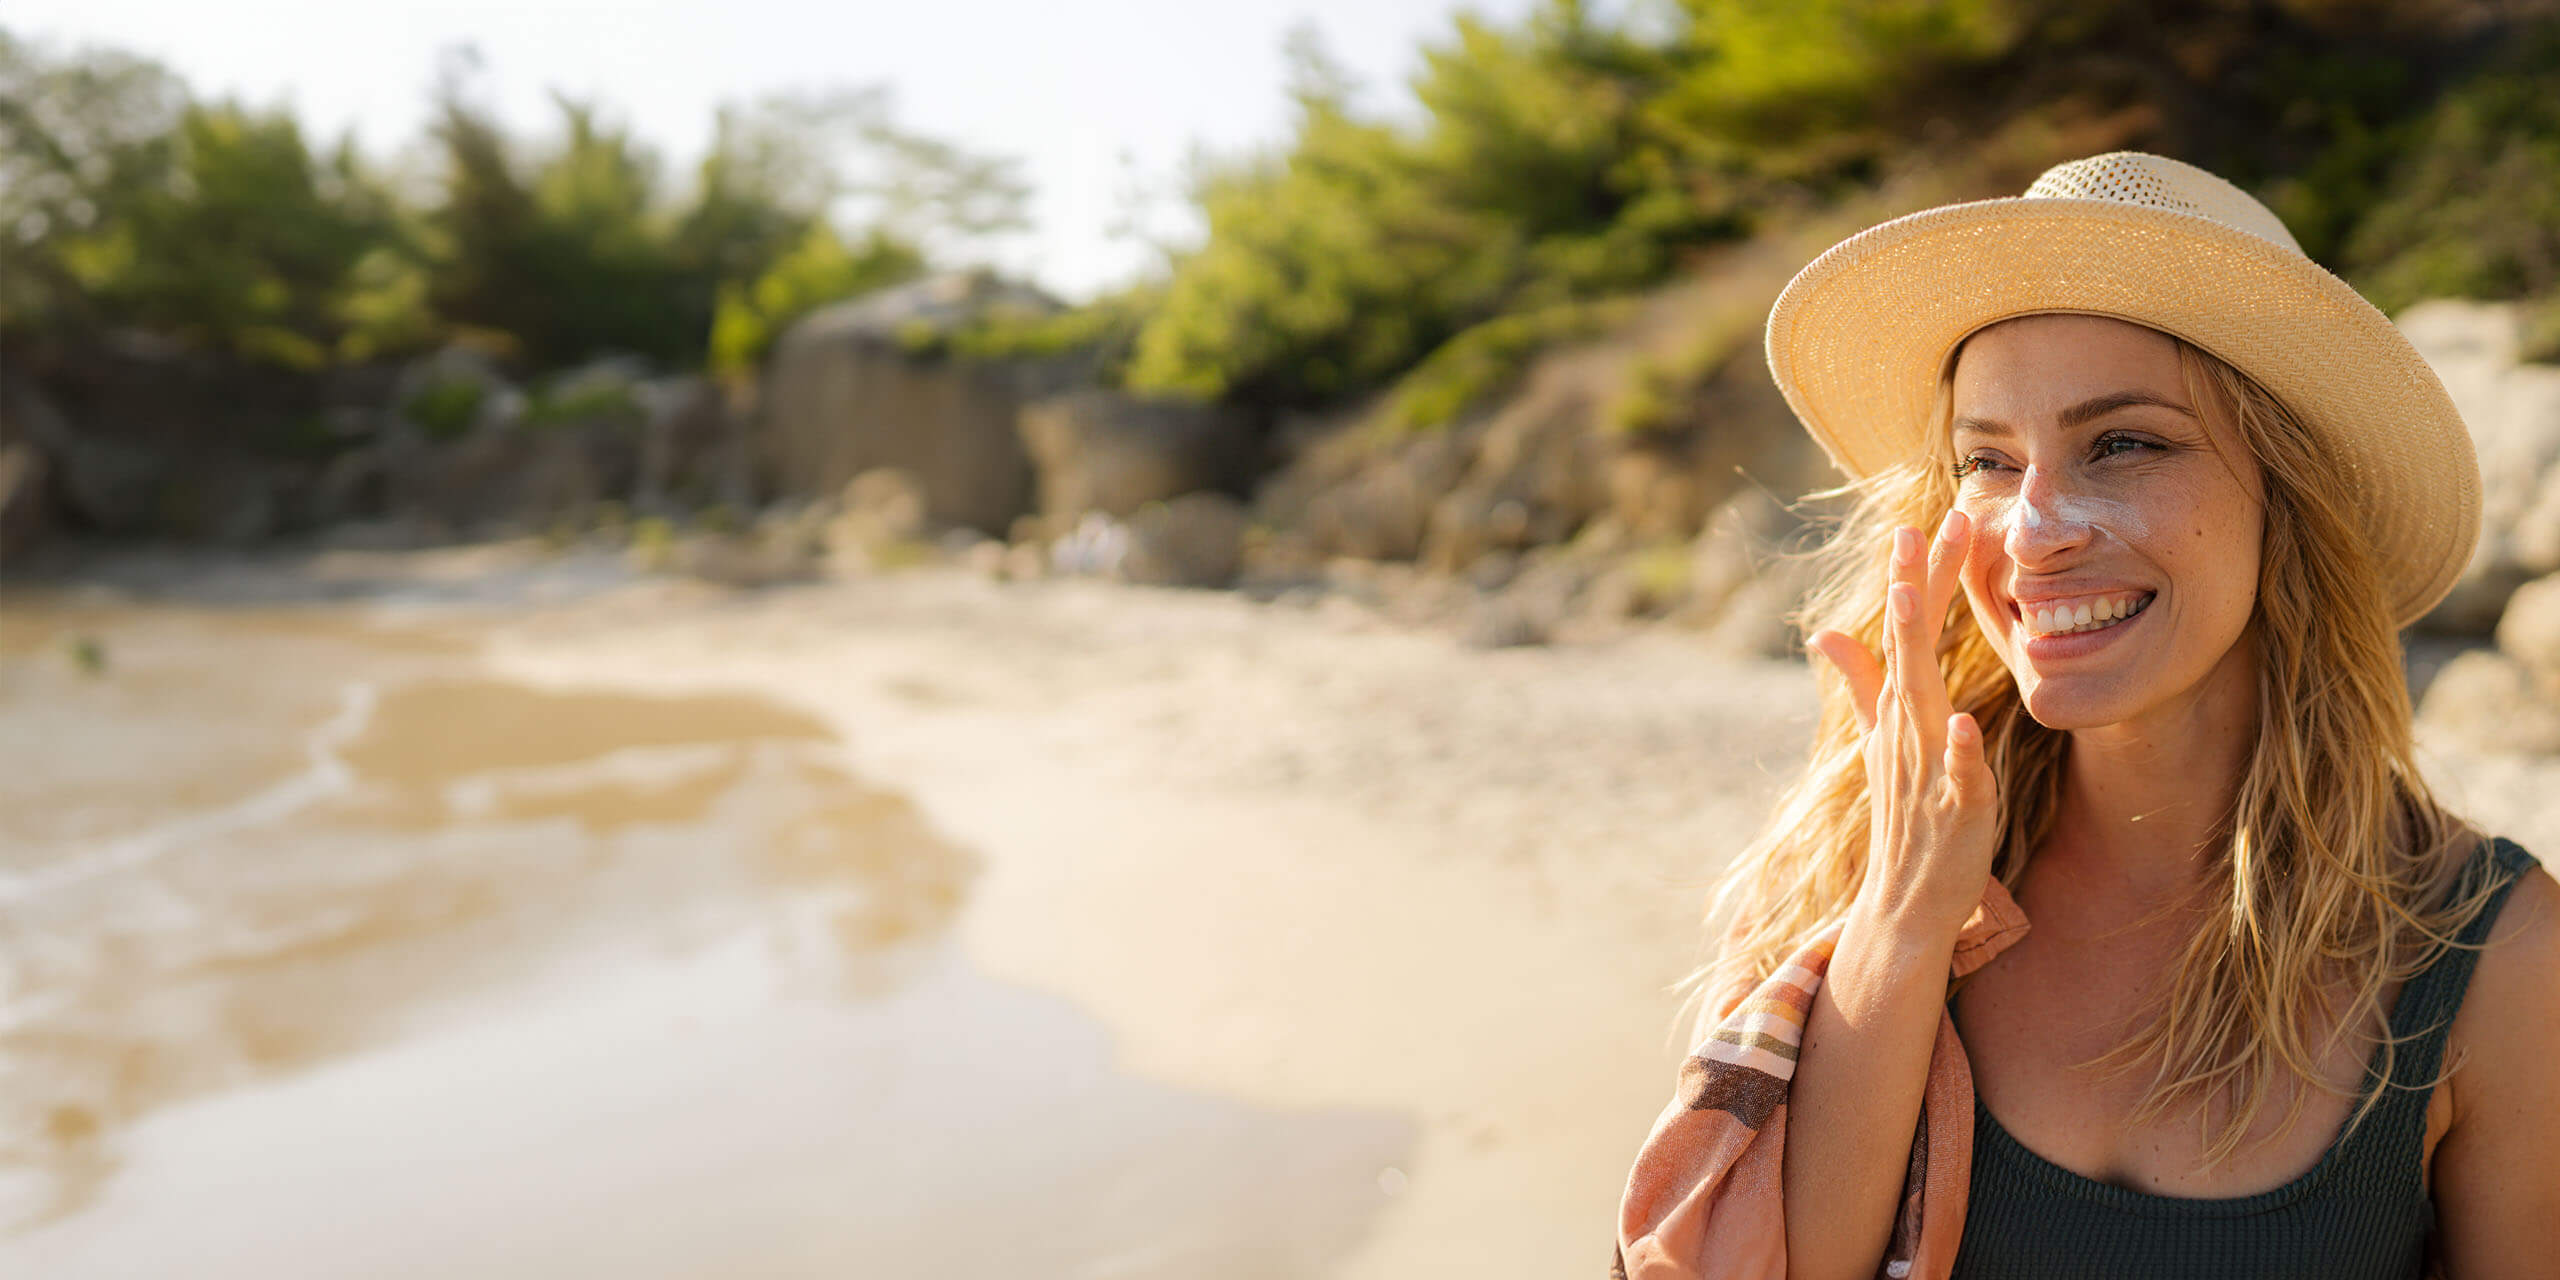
[{"xmin": 1951, "ymin": 836, "xmax": 2539, "ymax": 1280}]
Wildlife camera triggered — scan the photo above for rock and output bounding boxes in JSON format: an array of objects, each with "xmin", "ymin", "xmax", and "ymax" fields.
[
  {"xmin": 2495, "ymin": 572, "xmax": 2560, "ymax": 686},
  {"xmin": 1119, "ymin": 492, "xmax": 1250, "ymax": 588},
  {"xmin": 758, "ymin": 271, "xmax": 1094, "ymax": 536},
  {"xmin": 380, "ymin": 419, "xmax": 634, "ymax": 537},
  {"xmin": 0, "ymin": 373, "xmax": 62, "ymax": 560},
  {"xmin": 635, "ymin": 376, "xmax": 753, "ymax": 513},
  {"xmin": 0, "ymin": 441, "xmax": 50, "ymax": 566},
  {"xmin": 1670, "ymin": 487, "xmax": 1823, "ymax": 654},
  {"xmin": 822, "ymin": 467, "xmax": 935, "ymax": 572},
  {"xmin": 1018, "ymin": 389, "xmax": 1258, "ymax": 524},
  {"xmin": 1463, "ymin": 548, "xmax": 1521, "ymax": 592},
  {"xmin": 965, "ymin": 538, "xmax": 1010, "ymax": 578},
  {"xmin": 1415, "ymin": 388, "xmax": 1607, "ymax": 571},
  {"xmin": 2417, "ymin": 648, "xmax": 2560, "ymax": 754},
  {"xmin": 310, "ymin": 446, "xmax": 386, "ymax": 526},
  {"xmin": 1000, "ymin": 541, "xmax": 1049, "ymax": 581},
  {"xmin": 0, "ymin": 370, "xmax": 157, "ymax": 534},
  {"xmin": 391, "ymin": 346, "xmax": 524, "ymax": 439},
  {"xmin": 2400, "ymin": 301, "xmax": 2560, "ymax": 633},
  {"xmin": 844, "ymin": 468, "xmax": 930, "ymax": 539},
  {"xmin": 1050, "ymin": 511, "xmax": 1132, "ymax": 578},
  {"xmin": 528, "ymin": 358, "xmax": 651, "ymax": 428},
  {"xmin": 1460, "ymin": 599, "xmax": 1552, "ymax": 649},
  {"xmin": 676, "ymin": 530, "xmax": 821, "ymax": 588},
  {"xmin": 160, "ymin": 460, "xmax": 281, "ymax": 543}
]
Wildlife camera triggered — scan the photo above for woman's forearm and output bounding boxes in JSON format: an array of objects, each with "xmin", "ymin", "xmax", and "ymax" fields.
[{"xmin": 1782, "ymin": 898, "xmax": 1959, "ymax": 1280}]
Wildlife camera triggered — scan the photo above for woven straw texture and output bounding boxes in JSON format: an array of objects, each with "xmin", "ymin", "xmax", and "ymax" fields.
[{"xmin": 1763, "ymin": 151, "xmax": 2481, "ymax": 627}]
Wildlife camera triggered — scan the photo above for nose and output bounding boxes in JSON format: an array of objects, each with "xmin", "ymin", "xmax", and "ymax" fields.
[{"xmin": 2003, "ymin": 465, "xmax": 2094, "ymax": 566}]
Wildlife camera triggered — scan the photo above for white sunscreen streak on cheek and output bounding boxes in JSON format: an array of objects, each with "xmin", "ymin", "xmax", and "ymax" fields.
[{"xmin": 2045, "ymin": 492, "xmax": 2150, "ymax": 542}]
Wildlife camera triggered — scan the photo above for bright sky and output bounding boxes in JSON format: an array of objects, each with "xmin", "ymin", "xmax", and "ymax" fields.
[{"xmin": 7, "ymin": 0, "xmax": 1542, "ymax": 302}]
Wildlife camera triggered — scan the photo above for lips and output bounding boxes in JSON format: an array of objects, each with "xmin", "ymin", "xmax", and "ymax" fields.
[{"xmin": 2009, "ymin": 588, "xmax": 2156, "ymax": 659}]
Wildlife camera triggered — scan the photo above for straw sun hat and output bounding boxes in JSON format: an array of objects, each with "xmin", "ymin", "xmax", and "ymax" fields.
[{"xmin": 1763, "ymin": 150, "xmax": 2481, "ymax": 627}]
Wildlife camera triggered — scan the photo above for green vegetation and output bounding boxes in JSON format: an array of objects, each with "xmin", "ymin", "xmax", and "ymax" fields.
[
  {"xmin": 1382, "ymin": 297, "xmax": 1636, "ymax": 434},
  {"xmin": 400, "ymin": 377, "xmax": 487, "ymax": 440},
  {"xmin": 1112, "ymin": 0, "xmax": 2560, "ymax": 423},
  {"xmin": 0, "ymin": 34, "xmax": 1022, "ymax": 379},
  {"xmin": 7, "ymin": 0, "xmax": 2560, "ymax": 453},
  {"xmin": 521, "ymin": 374, "xmax": 642, "ymax": 430}
]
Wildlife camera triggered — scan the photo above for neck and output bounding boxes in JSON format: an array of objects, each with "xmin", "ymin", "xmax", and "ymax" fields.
[{"xmin": 2046, "ymin": 633, "xmax": 2261, "ymax": 909}]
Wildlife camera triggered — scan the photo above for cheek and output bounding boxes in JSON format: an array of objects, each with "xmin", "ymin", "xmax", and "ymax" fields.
[
  {"xmin": 1955, "ymin": 489, "xmax": 2011, "ymax": 538},
  {"xmin": 2164, "ymin": 488, "xmax": 2265, "ymax": 612},
  {"xmin": 1958, "ymin": 538, "xmax": 2010, "ymax": 627}
]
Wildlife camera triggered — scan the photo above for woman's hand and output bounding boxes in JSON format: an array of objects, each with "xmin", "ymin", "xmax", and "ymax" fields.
[{"xmin": 1806, "ymin": 509, "xmax": 2002, "ymax": 943}]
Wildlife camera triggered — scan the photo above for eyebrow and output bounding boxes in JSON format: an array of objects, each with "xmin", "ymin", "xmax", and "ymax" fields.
[{"xmin": 1951, "ymin": 388, "xmax": 2200, "ymax": 439}]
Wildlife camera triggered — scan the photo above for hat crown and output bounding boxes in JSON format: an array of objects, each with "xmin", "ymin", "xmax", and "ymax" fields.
[{"xmin": 2023, "ymin": 151, "xmax": 2304, "ymax": 256}]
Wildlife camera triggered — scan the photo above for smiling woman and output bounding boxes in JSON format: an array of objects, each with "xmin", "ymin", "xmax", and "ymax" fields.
[{"xmin": 1612, "ymin": 153, "xmax": 2560, "ymax": 1280}]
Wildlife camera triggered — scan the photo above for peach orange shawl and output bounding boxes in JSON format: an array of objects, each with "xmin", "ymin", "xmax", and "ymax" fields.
[{"xmin": 1614, "ymin": 878, "xmax": 2031, "ymax": 1278}]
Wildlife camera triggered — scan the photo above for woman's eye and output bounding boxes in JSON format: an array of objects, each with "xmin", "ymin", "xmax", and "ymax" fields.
[
  {"xmin": 2093, "ymin": 432, "xmax": 2160, "ymax": 460},
  {"xmin": 1952, "ymin": 454, "xmax": 2009, "ymax": 480}
]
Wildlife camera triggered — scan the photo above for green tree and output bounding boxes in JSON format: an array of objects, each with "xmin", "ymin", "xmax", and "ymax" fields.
[{"xmin": 1123, "ymin": 4, "xmax": 1693, "ymax": 407}]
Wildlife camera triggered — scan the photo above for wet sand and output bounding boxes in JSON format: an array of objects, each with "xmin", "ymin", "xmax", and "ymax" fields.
[{"xmin": 4, "ymin": 546, "xmax": 2554, "ymax": 1278}]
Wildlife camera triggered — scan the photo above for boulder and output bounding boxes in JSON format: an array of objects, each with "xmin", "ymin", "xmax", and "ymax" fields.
[
  {"xmin": 2, "ymin": 340, "xmax": 348, "ymax": 540},
  {"xmin": 379, "ymin": 419, "xmax": 634, "ymax": 537},
  {"xmin": 0, "ymin": 368, "xmax": 156, "ymax": 534},
  {"xmin": 0, "ymin": 374, "xmax": 63, "ymax": 561},
  {"xmin": 758, "ymin": 271, "xmax": 1094, "ymax": 536},
  {"xmin": 2495, "ymin": 571, "xmax": 2560, "ymax": 687},
  {"xmin": 391, "ymin": 346, "xmax": 524, "ymax": 440},
  {"xmin": 1670, "ymin": 486, "xmax": 1825, "ymax": 656},
  {"xmin": 821, "ymin": 467, "xmax": 934, "ymax": 571},
  {"xmin": 1018, "ymin": 389, "xmax": 1258, "ymax": 529},
  {"xmin": 2400, "ymin": 301, "xmax": 2560, "ymax": 632},
  {"xmin": 635, "ymin": 376, "xmax": 753, "ymax": 514},
  {"xmin": 0, "ymin": 440, "xmax": 50, "ymax": 566},
  {"xmin": 1051, "ymin": 511, "xmax": 1133, "ymax": 578},
  {"xmin": 1460, "ymin": 599, "xmax": 1552, "ymax": 649},
  {"xmin": 1118, "ymin": 492, "xmax": 1251, "ymax": 589},
  {"xmin": 2417, "ymin": 649, "xmax": 2560, "ymax": 755}
]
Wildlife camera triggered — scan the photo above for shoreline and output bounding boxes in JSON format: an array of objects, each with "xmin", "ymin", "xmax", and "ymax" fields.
[{"xmin": 477, "ymin": 565, "xmax": 1820, "ymax": 1278}]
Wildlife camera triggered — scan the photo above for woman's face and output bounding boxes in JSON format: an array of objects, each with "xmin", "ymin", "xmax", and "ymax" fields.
[{"xmin": 1947, "ymin": 314, "xmax": 2266, "ymax": 731}]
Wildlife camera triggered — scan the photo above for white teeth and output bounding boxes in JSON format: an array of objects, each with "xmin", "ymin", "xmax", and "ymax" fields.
[{"xmin": 2023, "ymin": 593, "xmax": 2153, "ymax": 637}]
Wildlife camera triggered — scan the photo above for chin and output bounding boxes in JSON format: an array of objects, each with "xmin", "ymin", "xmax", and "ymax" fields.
[{"xmin": 2012, "ymin": 675, "xmax": 2147, "ymax": 731}]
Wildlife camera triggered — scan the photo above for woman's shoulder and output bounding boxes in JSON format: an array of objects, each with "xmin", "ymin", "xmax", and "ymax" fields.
[
  {"xmin": 2445, "ymin": 837, "xmax": 2559, "ymax": 1115},
  {"xmin": 2429, "ymin": 839, "xmax": 2560, "ymax": 1267}
]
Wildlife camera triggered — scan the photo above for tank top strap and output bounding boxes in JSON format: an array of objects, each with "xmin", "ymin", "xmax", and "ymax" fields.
[{"xmin": 2353, "ymin": 835, "xmax": 2539, "ymax": 1136}]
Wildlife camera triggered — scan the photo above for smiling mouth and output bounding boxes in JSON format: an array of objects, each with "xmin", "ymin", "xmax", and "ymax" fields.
[{"xmin": 2016, "ymin": 591, "xmax": 2155, "ymax": 638}]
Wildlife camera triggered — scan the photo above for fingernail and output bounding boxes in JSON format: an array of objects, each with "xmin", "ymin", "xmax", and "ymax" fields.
[
  {"xmin": 1894, "ymin": 528, "xmax": 1920, "ymax": 564},
  {"xmin": 1890, "ymin": 585, "xmax": 1915, "ymax": 622}
]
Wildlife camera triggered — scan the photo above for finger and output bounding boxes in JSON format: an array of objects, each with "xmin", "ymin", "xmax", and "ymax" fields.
[
  {"xmin": 1925, "ymin": 508, "xmax": 1970, "ymax": 625},
  {"xmin": 1942, "ymin": 712, "xmax": 1996, "ymax": 810},
  {"xmin": 1887, "ymin": 527, "xmax": 1947, "ymax": 757},
  {"xmin": 1806, "ymin": 629, "xmax": 1884, "ymax": 734}
]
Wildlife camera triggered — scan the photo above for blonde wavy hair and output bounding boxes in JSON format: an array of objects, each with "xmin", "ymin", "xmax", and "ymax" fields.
[{"xmin": 1680, "ymin": 320, "xmax": 2507, "ymax": 1167}]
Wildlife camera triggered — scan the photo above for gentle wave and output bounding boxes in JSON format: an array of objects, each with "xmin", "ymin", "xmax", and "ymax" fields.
[{"xmin": 0, "ymin": 681, "xmax": 377, "ymax": 907}]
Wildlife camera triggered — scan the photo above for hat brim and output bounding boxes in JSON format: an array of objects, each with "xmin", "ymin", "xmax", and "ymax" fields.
[{"xmin": 1764, "ymin": 196, "xmax": 2480, "ymax": 627}]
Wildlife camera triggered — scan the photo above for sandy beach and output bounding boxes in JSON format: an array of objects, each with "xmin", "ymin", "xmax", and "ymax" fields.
[{"xmin": 3, "ymin": 546, "xmax": 2553, "ymax": 1278}]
